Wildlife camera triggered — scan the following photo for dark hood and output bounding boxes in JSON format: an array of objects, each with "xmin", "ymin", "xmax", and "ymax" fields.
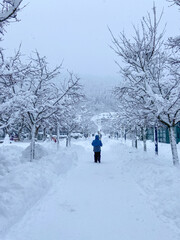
[{"xmin": 95, "ymin": 135, "xmax": 99, "ymax": 140}]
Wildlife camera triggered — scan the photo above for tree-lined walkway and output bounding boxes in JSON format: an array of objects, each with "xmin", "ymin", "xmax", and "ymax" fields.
[{"xmin": 3, "ymin": 139, "xmax": 179, "ymax": 240}]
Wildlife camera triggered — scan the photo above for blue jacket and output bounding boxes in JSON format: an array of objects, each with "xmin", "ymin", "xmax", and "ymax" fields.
[{"xmin": 92, "ymin": 135, "xmax": 102, "ymax": 152}]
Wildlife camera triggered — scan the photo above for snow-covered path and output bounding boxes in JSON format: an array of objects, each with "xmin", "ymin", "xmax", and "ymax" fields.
[{"xmin": 3, "ymin": 139, "xmax": 180, "ymax": 240}]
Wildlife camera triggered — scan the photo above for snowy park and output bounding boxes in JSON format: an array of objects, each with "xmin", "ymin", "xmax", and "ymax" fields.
[
  {"xmin": 1, "ymin": 0, "xmax": 180, "ymax": 239},
  {"xmin": 0, "ymin": 137, "xmax": 180, "ymax": 239}
]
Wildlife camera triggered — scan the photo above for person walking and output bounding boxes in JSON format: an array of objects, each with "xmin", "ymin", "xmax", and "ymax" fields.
[{"xmin": 92, "ymin": 135, "xmax": 103, "ymax": 163}]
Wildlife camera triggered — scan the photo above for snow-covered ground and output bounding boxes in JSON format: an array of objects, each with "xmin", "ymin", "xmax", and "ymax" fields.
[
  {"xmin": 0, "ymin": 137, "xmax": 180, "ymax": 239},
  {"xmin": 0, "ymin": 139, "xmax": 77, "ymax": 236}
]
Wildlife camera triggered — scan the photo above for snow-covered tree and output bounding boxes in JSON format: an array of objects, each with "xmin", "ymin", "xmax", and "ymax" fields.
[
  {"xmin": 110, "ymin": 6, "xmax": 163, "ymax": 150},
  {"xmin": 0, "ymin": 49, "xmax": 81, "ymax": 160},
  {"xmin": 0, "ymin": 47, "xmax": 83, "ymax": 160},
  {"xmin": 167, "ymin": 0, "xmax": 180, "ymax": 52},
  {"xmin": 0, "ymin": 0, "xmax": 24, "ymax": 138},
  {"xmin": 56, "ymin": 105, "xmax": 80, "ymax": 147},
  {"xmin": 78, "ymin": 103, "xmax": 98, "ymax": 137},
  {"xmin": 110, "ymin": 6, "xmax": 180, "ymax": 165},
  {"xmin": 0, "ymin": 0, "xmax": 24, "ymax": 65},
  {"xmin": 49, "ymin": 85, "xmax": 84, "ymax": 149},
  {"xmin": 22, "ymin": 53, "xmax": 83, "ymax": 160},
  {"xmin": 0, "ymin": 46, "xmax": 30, "ymax": 132},
  {"xmin": 0, "ymin": 0, "xmax": 23, "ymax": 36}
]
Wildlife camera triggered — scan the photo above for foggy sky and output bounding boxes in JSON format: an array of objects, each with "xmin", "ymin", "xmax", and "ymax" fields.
[{"xmin": 2, "ymin": 0, "xmax": 180, "ymax": 83}]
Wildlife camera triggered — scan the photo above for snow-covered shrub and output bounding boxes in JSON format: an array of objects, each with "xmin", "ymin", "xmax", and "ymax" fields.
[{"xmin": 21, "ymin": 144, "xmax": 48, "ymax": 161}]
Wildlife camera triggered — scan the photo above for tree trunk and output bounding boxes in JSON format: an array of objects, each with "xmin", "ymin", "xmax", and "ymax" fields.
[
  {"xmin": 169, "ymin": 126, "xmax": 179, "ymax": 165},
  {"xmin": 43, "ymin": 128, "xmax": 47, "ymax": 141},
  {"xmin": 4, "ymin": 127, "xmax": 8, "ymax": 136},
  {"xmin": 135, "ymin": 138, "xmax": 138, "ymax": 148},
  {"xmin": 49, "ymin": 127, "xmax": 53, "ymax": 141},
  {"xmin": 69, "ymin": 134, "xmax": 71, "ymax": 147},
  {"xmin": 18, "ymin": 127, "xmax": 23, "ymax": 141},
  {"xmin": 66, "ymin": 133, "xmax": 71, "ymax": 147},
  {"xmin": 3, "ymin": 128, "xmax": 6, "ymax": 138},
  {"xmin": 124, "ymin": 128, "xmax": 126, "ymax": 142},
  {"xmin": 30, "ymin": 124, "xmax": 36, "ymax": 161},
  {"xmin": 35, "ymin": 126, "xmax": 40, "ymax": 139},
  {"xmin": 135, "ymin": 128, "xmax": 138, "ymax": 149},
  {"xmin": 116, "ymin": 132, "xmax": 119, "ymax": 139},
  {"xmin": 57, "ymin": 122, "xmax": 60, "ymax": 150},
  {"xmin": 154, "ymin": 126, "xmax": 158, "ymax": 155},
  {"xmin": 143, "ymin": 127, "xmax": 147, "ymax": 152},
  {"xmin": 66, "ymin": 132, "xmax": 69, "ymax": 147}
]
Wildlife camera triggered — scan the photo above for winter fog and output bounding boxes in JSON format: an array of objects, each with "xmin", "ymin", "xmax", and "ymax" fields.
[
  {"xmin": 1, "ymin": 1, "xmax": 180, "ymax": 239},
  {"xmin": 2, "ymin": 0, "xmax": 180, "ymax": 92}
]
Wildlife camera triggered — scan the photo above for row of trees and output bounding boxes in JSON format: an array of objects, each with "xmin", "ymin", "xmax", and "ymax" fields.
[
  {"xmin": 0, "ymin": 47, "xmax": 84, "ymax": 160},
  {"xmin": 0, "ymin": 1, "xmax": 87, "ymax": 161},
  {"xmin": 110, "ymin": 3, "xmax": 180, "ymax": 165}
]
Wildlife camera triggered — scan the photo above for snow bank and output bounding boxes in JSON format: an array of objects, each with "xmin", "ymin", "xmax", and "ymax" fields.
[
  {"xmin": 0, "ymin": 141, "xmax": 77, "ymax": 235},
  {"xmin": 1, "ymin": 137, "xmax": 180, "ymax": 236},
  {"xmin": 116, "ymin": 139, "xmax": 180, "ymax": 231},
  {"xmin": 21, "ymin": 143, "xmax": 48, "ymax": 161},
  {"xmin": 0, "ymin": 144, "xmax": 25, "ymax": 176},
  {"xmin": 74, "ymin": 136, "xmax": 180, "ymax": 232}
]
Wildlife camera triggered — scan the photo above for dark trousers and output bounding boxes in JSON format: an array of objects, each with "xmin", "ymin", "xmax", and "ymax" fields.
[{"xmin": 94, "ymin": 152, "xmax": 101, "ymax": 163}]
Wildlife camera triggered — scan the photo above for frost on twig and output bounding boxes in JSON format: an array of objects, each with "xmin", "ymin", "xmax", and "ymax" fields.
[{"xmin": 0, "ymin": 0, "xmax": 23, "ymax": 36}]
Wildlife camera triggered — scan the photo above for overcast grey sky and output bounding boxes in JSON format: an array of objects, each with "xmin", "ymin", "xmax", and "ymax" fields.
[{"xmin": 2, "ymin": 0, "xmax": 180, "ymax": 84}]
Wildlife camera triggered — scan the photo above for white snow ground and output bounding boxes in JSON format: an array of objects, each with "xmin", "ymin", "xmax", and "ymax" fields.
[{"xmin": 1, "ymin": 137, "xmax": 180, "ymax": 240}]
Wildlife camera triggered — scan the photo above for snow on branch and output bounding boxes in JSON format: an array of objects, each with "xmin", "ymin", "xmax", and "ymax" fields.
[
  {"xmin": 167, "ymin": 1, "xmax": 180, "ymax": 61},
  {"xmin": 167, "ymin": 0, "xmax": 180, "ymax": 6},
  {"xmin": 0, "ymin": 0, "xmax": 23, "ymax": 35},
  {"xmin": 109, "ymin": 6, "xmax": 165, "ymax": 72}
]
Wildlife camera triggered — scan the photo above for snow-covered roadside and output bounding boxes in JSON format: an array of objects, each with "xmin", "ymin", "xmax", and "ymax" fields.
[
  {"xmin": 2, "ymin": 137, "xmax": 180, "ymax": 240},
  {"xmin": 72, "ymin": 136, "xmax": 180, "ymax": 232},
  {"xmin": 0, "ymin": 140, "xmax": 77, "ymax": 235},
  {"xmin": 1, "ymin": 137, "xmax": 180, "ymax": 238},
  {"xmin": 115, "ymin": 138, "xmax": 180, "ymax": 232}
]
